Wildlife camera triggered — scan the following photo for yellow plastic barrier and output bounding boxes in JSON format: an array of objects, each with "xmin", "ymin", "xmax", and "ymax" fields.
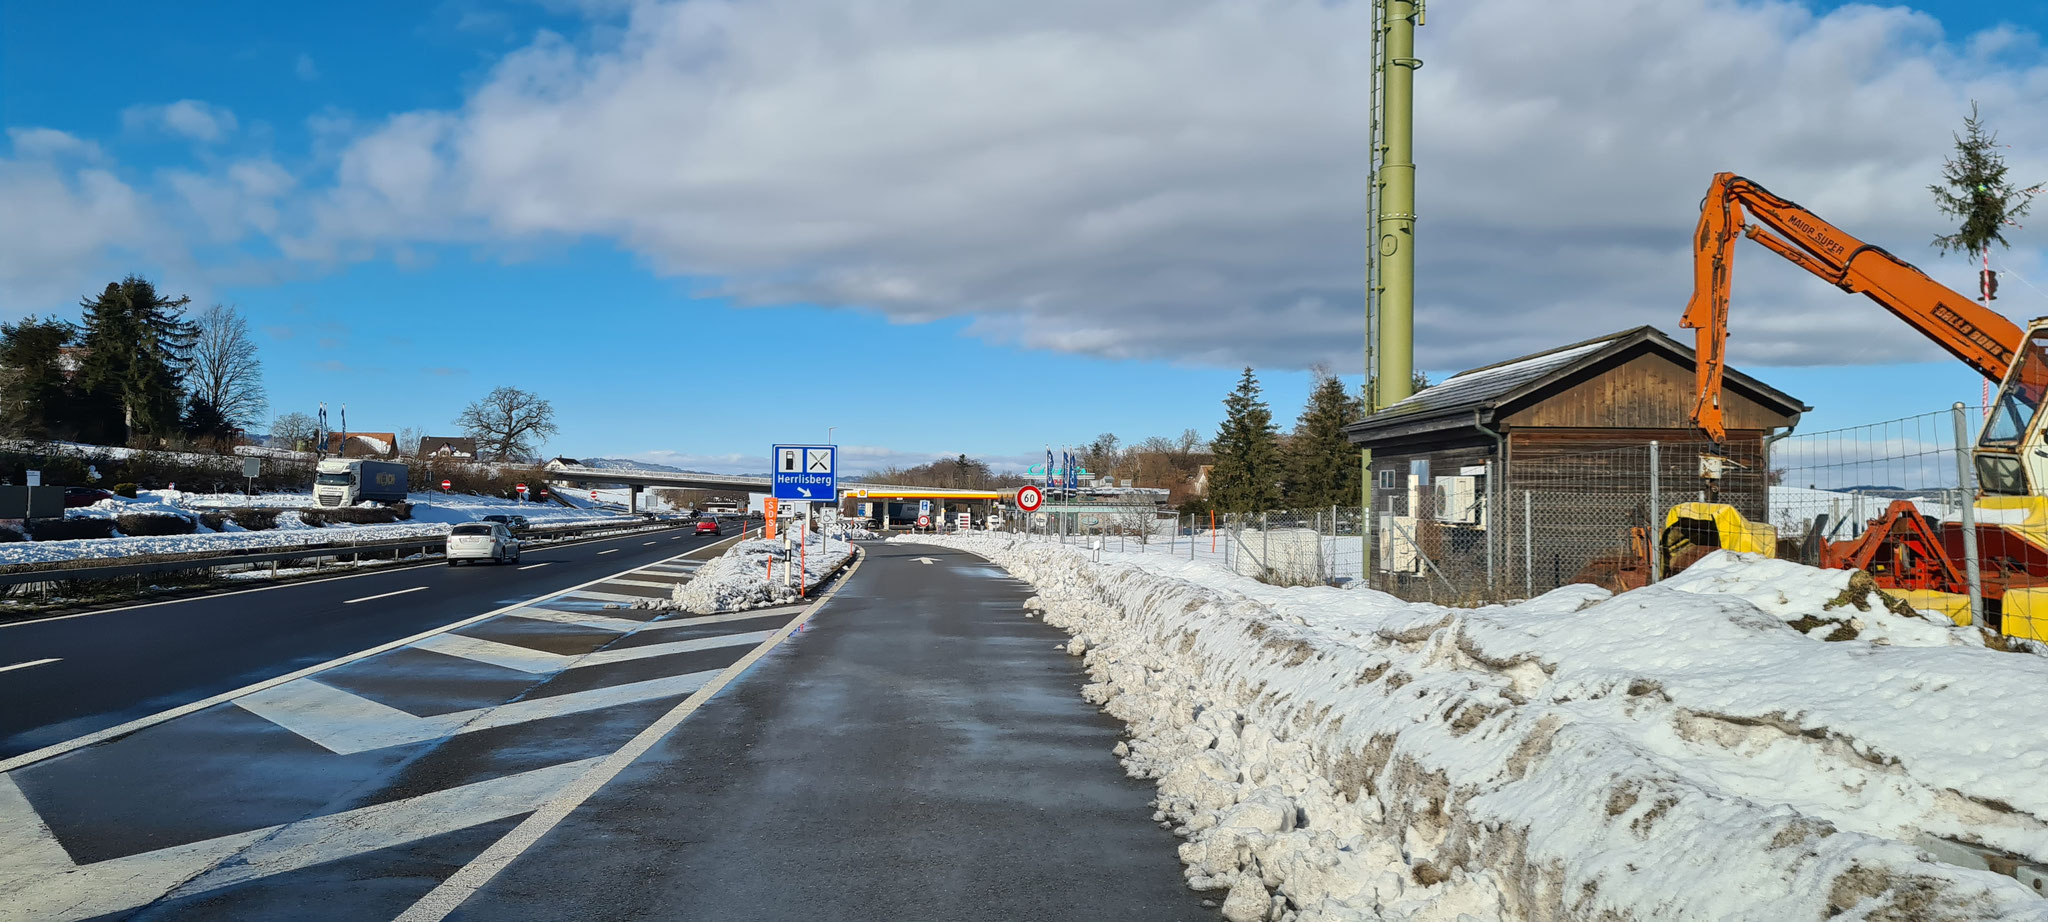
[
  {"xmin": 1997, "ymin": 587, "xmax": 2048, "ymax": 642},
  {"xmin": 1895, "ymin": 589, "xmax": 1973, "ymax": 628},
  {"xmin": 1664, "ymin": 502, "xmax": 1777, "ymax": 558}
]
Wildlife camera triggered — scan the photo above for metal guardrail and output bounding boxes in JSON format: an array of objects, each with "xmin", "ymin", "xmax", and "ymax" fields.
[{"xmin": 0, "ymin": 516, "xmax": 694, "ymax": 589}]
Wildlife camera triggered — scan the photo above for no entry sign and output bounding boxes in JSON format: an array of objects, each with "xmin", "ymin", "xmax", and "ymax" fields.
[
  {"xmin": 1015, "ymin": 485, "xmax": 1044, "ymax": 512},
  {"xmin": 440, "ymin": 479, "xmax": 451, "ymax": 491},
  {"xmin": 516, "ymin": 483, "xmax": 528, "ymax": 494}
]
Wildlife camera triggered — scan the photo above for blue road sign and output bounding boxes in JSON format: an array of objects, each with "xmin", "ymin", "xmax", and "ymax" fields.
[
  {"xmin": 772, "ymin": 444, "xmax": 837, "ymax": 502},
  {"xmin": 918, "ymin": 499, "xmax": 932, "ymax": 515}
]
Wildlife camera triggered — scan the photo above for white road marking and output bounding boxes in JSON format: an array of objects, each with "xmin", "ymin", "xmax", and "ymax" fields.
[
  {"xmin": 502, "ymin": 607, "xmax": 650, "ymax": 633},
  {"xmin": 235, "ymin": 670, "xmax": 722, "ymax": 755},
  {"xmin": 0, "ymin": 658, "xmax": 60, "ymax": 674},
  {"xmin": 597, "ymin": 548, "xmax": 619, "ymax": 555},
  {"xmin": 0, "ymin": 550, "xmax": 709, "ymax": 774},
  {"xmin": 342, "ymin": 586, "xmax": 427, "ymax": 605},
  {"xmin": 560, "ymin": 589, "xmax": 648, "ymax": 604},
  {"xmin": 394, "ymin": 550, "xmax": 865, "ymax": 922},
  {"xmin": 411, "ymin": 629, "xmax": 772, "ymax": 674},
  {"xmin": 912, "ymin": 557, "xmax": 939, "ymax": 565},
  {"xmin": 516, "ymin": 562, "xmax": 551, "ymax": 571},
  {"xmin": 605, "ymin": 578, "xmax": 679, "ymax": 589},
  {"xmin": 0, "ymin": 758, "xmax": 600, "ymax": 922},
  {"xmin": 642, "ymin": 541, "xmax": 656, "ymax": 546},
  {"xmin": 638, "ymin": 606, "xmax": 811, "ymax": 631}
]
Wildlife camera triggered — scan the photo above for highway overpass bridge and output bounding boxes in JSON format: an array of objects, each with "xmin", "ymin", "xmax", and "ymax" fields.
[{"xmin": 540, "ymin": 461, "xmax": 1004, "ymax": 516}]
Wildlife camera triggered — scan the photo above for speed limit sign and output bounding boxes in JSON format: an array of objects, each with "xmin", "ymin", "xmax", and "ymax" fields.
[
  {"xmin": 1015, "ymin": 485, "xmax": 1044, "ymax": 512},
  {"xmin": 916, "ymin": 515, "xmax": 931, "ymax": 529}
]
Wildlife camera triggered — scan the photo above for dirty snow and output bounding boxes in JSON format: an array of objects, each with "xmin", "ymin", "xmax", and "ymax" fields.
[
  {"xmin": 668, "ymin": 531, "xmax": 855, "ymax": 613},
  {"xmin": 910, "ymin": 533, "xmax": 2048, "ymax": 922}
]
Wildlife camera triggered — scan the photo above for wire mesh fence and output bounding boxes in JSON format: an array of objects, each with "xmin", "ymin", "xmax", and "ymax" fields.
[{"xmin": 990, "ymin": 403, "xmax": 2034, "ymax": 633}]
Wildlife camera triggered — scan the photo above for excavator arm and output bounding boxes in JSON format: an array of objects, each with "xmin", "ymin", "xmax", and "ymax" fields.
[{"xmin": 1682, "ymin": 172, "xmax": 2023, "ymax": 441}]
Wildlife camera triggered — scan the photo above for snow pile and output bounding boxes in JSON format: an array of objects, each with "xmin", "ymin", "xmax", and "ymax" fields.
[
  {"xmin": 916, "ymin": 533, "xmax": 2048, "ymax": 922},
  {"xmin": 668, "ymin": 534, "xmax": 854, "ymax": 613}
]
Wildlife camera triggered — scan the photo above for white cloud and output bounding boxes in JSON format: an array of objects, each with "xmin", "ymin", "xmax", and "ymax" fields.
[
  {"xmin": 122, "ymin": 100, "xmax": 239, "ymax": 143},
  {"xmin": 0, "ymin": 148, "xmax": 159, "ymax": 310},
  {"xmin": 295, "ymin": 53, "xmax": 320, "ymax": 81},
  {"xmin": 279, "ymin": 0, "xmax": 2048, "ymax": 373}
]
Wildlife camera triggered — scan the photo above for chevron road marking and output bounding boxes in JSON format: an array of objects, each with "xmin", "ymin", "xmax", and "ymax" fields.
[
  {"xmin": 560, "ymin": 589, "xmax": 647, "ymax": 604},
  {"xmin": 410, "ymin": 630, "xmax": 776, "ymax": 675},
  {"xmin": 501, "ymin": 607, "xmax": 651, "ymax": 633},
  {"xmin": 605, "ymin": 578, "xmax": 679, "ymax": 589},
  {"xmin": 234, "ymin": 670, "xmax": 721, "ymax": 755},
  {"xmin": 0, "ymin": 758, "xmax": 600, "ymax": 922}
]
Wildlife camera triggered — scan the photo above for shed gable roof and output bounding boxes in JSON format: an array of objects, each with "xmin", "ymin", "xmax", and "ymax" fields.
[{"xmin": 1345, "ymin": 326, "xmax": 1807, "ymax": 443}]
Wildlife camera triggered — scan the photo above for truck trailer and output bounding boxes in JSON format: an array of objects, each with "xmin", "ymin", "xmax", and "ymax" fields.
[{"xmin": 313, "ymin": 458, "xmax": 409, "ymax": 507}]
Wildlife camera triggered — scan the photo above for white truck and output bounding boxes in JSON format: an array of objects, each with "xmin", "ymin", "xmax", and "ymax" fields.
[{"xmin": 313, "ymin": 458, "xmax": 409, "ymax": 507}]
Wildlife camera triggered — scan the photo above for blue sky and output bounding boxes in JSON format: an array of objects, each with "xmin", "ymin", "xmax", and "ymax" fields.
[{"xmin": 3, "ymin": 1, "xmax": 2045, "ymax": 472}]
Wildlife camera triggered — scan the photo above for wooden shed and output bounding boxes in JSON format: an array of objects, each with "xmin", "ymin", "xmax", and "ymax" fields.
[{"xmin": 1343, "ymin": 326, "xmax": 1808, "ymax": 595}]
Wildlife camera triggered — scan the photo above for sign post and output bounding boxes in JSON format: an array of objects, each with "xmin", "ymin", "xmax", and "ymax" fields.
[{"xmin": 516, "ymin": 483, "xmax": 529, "ymax": 503}]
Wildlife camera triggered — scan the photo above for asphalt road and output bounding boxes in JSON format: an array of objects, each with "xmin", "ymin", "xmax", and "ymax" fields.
[
  {"xmin": 0, "ymin": 520, "xmax": 747, "ymax": 760},
  {"xmin": 443, "ymin": 542, "xmax": 1214, "ymax": 922}
]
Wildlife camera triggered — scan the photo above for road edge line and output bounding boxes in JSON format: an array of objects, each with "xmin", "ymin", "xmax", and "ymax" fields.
[
  {"xmin": 391, "ymin": 546, "xmax": 868, "ymax": 922},
  {"xmin": 0, "ymin": 534, "xmax": 746, "ymax": 774}
]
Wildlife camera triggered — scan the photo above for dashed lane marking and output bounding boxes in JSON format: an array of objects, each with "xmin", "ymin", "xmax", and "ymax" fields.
[
  {"xmin": 0, "ymin": 757, "xmax": 601, "ymax": 922},
  {"xmin": 0, "ymin": 549, "xmax": 712, "ymax": 774},
  {"xmin": 0, "ymin": 658, "xmax": 60, "ymax": 674},
  {"xmin": 516, "ymin": 562, "xmax": 552, "ymax": 571},
  {"xmin": 597, "ymin": 549, "xmax": 619, "ymax": 555},
  {"xmin": 342, "ymin": 586, "xmax": 428, "ymax": 605},
  {"xmin": 642, "ymin": 541, "xmax": 656, "ymax": 546},
  {"xmin": 234, "ymin": 670, "xmax": 723, "ymax": 755}
]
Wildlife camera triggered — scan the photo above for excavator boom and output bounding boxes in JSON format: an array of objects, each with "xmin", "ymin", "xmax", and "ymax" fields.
[{"xmin": 1682, "ymin": 172, "xmax": 2023, "ymax": 441}]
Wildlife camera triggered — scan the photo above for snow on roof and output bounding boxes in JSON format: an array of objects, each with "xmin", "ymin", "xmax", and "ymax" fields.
[{"xmin": 1369, "ymin": 333, "xmax": 1623, "ymax": 419}]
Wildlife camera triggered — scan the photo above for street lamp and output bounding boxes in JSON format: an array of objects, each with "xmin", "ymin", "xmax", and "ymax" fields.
[{"xmin": 827, "ymin": 426, "xmax": 837, "ymax": 445}]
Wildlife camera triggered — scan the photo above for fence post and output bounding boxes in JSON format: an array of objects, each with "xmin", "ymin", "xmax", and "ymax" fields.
[
  {"xmin": 1951, "ymin": 403, "xmax": 1985, "ymax": 629},
  {"xmin": 1484, "ymin": 460, "xmax": 1496, "ymax": 593},
  {"xmin": 1262, "ymin": 512, "xmax": 1270, "ymax": 578},
  {"xmin": 1649, "ymin": 440, "xmax": 1662, "ymax": 584},
  {"xmin": 1523, "ymin": 490, "xmax": 1533, "ymax": 597}
]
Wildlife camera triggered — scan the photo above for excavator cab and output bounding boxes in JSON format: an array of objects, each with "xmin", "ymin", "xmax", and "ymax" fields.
[{"xmin": 1977, "ymin": 323, "xmax": 2048, "ymax": 496}]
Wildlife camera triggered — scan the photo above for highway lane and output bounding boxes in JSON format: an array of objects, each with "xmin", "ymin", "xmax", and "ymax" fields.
[{"xmin": 0, "ymin": 520, "xmax": 750, "ymax": 760}]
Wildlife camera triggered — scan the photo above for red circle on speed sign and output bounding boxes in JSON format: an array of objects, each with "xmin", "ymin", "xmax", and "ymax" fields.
[
  {"xmin": 1016, "ymin": 485, "xmax": 1043, "ymax": 512},
  {"xmin": 917, "ymin": 515, "xmax": 931, "ymax": 528},
  {"xmin": 440, "ymin": 479, "xmax": 451, "ymax": 491}
]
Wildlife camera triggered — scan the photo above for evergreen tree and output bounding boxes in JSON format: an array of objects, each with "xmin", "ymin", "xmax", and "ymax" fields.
[
  {"xmin": 181, "ymin": 395, "xmax": 236, "ymax": 447},
  {"xmin": 0, "ymin": 316, "xmax": 78, "ymax": 439},
  {"xmin": 75, "ymin": 276, "xmax": 196, "ymax": 444},
  {"xmin": 1208, "ymin": 367, "xmax": 1282, "ymax": 513},
  {"xmin": 1931, "ymin": 102, "xmax": 2038, "ymax": 258},
  {"xmin": 1283, "ymin": 370, "xmax": 1363, "ymax": 508}
]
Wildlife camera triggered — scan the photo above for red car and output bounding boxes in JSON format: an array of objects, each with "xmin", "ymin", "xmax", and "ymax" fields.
[
  {"xmin": 64, "ymin": 487, "xmax": 114, "ymax": 508},
  {"xmin": 694, "ymin": 520, "xmax": 724, "ymax": 536}
]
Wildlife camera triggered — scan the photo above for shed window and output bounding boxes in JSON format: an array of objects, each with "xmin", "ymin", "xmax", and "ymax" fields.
[{"xmin": 1409, "ymin": 459, "xmax": 1431, "ymax": 486}]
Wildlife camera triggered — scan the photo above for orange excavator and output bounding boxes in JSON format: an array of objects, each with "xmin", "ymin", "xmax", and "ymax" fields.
[{"xmin": 1645, "ymin": 173, "xmax": 2048, "ymax": 637}]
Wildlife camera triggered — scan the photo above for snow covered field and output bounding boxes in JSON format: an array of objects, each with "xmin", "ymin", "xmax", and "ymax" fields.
[
  {"xmin": 0, "ymin": 490, "xmax": 625, "ymax": 566},
  {"xmin": 911, "ymin": 533, "xmax": 2048, "ymax": 921}
]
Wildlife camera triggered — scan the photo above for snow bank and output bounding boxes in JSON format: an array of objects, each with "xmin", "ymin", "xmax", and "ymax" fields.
[
  {"xmin": 916, "ymin": 534, "xmax": 2048, "ymax": 922},
  {"xmin": 668, "ymin": 533, "xmax": 855, "ymax": 614}
]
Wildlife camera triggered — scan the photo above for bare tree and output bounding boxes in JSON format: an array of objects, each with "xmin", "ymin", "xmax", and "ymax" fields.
[
  {"xmin": 394, "ymin": 426, "xmax": 425, "ymax": 459},
  {"xmin": 456, "ymin": 387, "xmax": 558, "ymax": 461},
  {"xmin": 269, "ymin": 411, "xmax": 319, "ymax": 452},
  {"xmin": 189, "ymin": 304, "xmax": 267, "ymax": 429}
]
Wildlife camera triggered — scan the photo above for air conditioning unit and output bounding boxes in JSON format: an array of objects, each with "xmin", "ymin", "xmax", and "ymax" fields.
[
  {"xmin": 1378, "ymin": 514, "xmax": 1423, "ymax": 574},
  {"xmin": 1435, "ymin": 475, "xmax": 1479, "ymax": 525}
]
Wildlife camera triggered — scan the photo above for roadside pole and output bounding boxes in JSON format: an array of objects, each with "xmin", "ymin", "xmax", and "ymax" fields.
[{"xmin": 1953, "ymin": 404, "xmax": 1985, "ymax": 628}]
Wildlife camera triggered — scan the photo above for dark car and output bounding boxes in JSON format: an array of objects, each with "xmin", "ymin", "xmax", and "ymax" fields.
[
  {"xmin": 694, "ymin": 520, "xmax": 723, "ymax": 536},
  {"xmin": 481, "ymin": 513, "xmax": 531, "ymax": 532},
  {"xmin": 64, "ymin": 487, "xmax": 114, "ymax": 508}
]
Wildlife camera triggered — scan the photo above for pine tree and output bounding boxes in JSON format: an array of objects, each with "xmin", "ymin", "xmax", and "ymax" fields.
[
  {"xmin": 75, "ymin": 276, "xmax": 196, "ymax": 445},
  {"xmin": 1931, "ymin": 102, "xmax": 2039, "ymax": 258},
  {"xmin": 1208, "ymin": 367, "xmax": 1282, "ymax": 513},
  {"xmin": 0, "ymin": 316, "xmax": 78, "ymax": 439},
  {"xmin": 1283, "ymin": 370, "xmax": 1363, "ymax": 508}
]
